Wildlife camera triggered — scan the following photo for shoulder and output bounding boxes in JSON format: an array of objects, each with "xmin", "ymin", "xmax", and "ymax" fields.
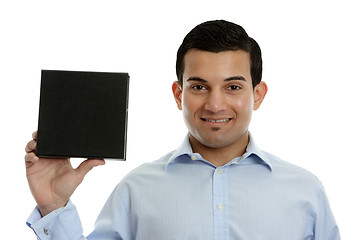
[
  {"xmin": 113, "ymin": 151, "xmax": 174, "ymax": 192},
  {"xmin": 128, "ymin": 151, "xmax": 174, "ymax": 176},
  {"xmin": 263, "ymin": 151, "xmax": 324, "ymax": 189}
]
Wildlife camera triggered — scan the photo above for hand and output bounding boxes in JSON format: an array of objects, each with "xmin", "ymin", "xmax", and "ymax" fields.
[{"xmin": 25, "ymin": 131, "xmax": 105, "ymax": 216}]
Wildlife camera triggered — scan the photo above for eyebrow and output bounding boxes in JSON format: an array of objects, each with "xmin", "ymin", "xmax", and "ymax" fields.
[
  {"xmin": 186, "ymin": 75, "xmax": 247, "ymax": 82},
  {"xmin": 224, "ymin": 76, "xmax": 247, "ymax": 82}
]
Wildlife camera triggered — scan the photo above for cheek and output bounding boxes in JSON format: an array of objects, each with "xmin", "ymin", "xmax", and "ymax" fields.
[
  {"xmin": 182, "ymin": 97, "xmax": 196, "ymax": 122},
  {"xmin": 182, "ymin": 94, "xmax": 201, "ymax": 116},
  {"xmin": 232, "ymin": 95, "xmax": 254, "ymax": 115}
]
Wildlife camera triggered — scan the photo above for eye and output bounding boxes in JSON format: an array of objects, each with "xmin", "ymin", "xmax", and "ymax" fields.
[
  {"xmin": 191, "ymin": 85, "xmax": 206, "ymax": 90},
  {"xmin": 227, "ymin": 85, "xmax": 241, "ymax": 91}
]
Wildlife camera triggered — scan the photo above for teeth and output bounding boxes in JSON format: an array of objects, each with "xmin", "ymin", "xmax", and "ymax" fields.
[{"xmin": 205, "ymin": 119, "xmax": 230, "ymax": 123}]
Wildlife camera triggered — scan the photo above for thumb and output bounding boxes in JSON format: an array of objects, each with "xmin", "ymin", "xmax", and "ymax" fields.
[{"xmin": 76, "ymin": 159, "xmax": 105, "ymax": 180}]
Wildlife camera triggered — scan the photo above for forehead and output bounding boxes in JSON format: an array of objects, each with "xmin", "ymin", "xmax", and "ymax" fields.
[{"xmin": 183, "ymin": 49, "xmax": 251, "ymax": 81}]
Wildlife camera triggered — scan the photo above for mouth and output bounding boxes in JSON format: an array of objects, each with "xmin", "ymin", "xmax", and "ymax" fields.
[{"xmin": 201, "ymin": 118, "xmax": 231, "ymax": 123}]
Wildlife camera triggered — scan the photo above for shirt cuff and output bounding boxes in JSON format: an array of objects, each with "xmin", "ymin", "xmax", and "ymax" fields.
[{"xmin": 26, "ymin": 200, "xmax": 84, "ymax": 239}]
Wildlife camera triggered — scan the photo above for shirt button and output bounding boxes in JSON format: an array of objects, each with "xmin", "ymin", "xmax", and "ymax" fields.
[
  {"xmin": 217, "ymin": 204, "xmax": 224, "ymax": 210},
  {"xmin": 217, "ymin": 169, "xmax": 223, "ymax": 175},
  {"xmin": 191, "ymin": 156, "xmax": 197, "ymax": 160},
  {"xmin": 43, "ymin": 228, "xmax": 49, "ymax": 235}
]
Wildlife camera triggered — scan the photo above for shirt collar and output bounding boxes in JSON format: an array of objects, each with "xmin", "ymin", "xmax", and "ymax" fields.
[
  {"xmin": 166, "ymin": 135, "xmax": 194, "ymax": 166},
  {"xmin": 244, "ymin": 134, "xmax": 273, "ymax": 171},
  {"xmin": 166, "ymin": 133, "xmax": 273, "ymax": 171}
]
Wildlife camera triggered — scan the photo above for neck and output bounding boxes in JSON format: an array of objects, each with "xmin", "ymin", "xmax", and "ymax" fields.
[{"xmin": 189, "ymin": 131, "xmax": 249, "ymax": 167}]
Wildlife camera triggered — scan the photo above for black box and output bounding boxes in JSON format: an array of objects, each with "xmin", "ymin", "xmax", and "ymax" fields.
[{"xmin": 36, "ymin": 70, "xmax": 129, "ymax": 160}]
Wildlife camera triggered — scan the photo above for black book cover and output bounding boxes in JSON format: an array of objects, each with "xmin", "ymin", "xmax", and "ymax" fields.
[{"xmin": 36, "ymin": 70, "xmax": 129, "ymax": 160}]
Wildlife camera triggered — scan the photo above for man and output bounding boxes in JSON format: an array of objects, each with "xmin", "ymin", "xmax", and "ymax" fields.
[{"xmin": 25, "ymin": 20, "xmax": 340, "ymax": 239}]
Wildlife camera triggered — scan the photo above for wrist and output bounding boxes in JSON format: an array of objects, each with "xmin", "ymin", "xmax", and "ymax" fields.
[{"xmin": 38, "ymin": 201, "xmax": 68, "ymax": 217}]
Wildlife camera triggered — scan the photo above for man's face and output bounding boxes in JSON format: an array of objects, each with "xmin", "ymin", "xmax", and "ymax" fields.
[{"xmin": 172, "ymin": 49, "xmax": 267, "ymax": 150}]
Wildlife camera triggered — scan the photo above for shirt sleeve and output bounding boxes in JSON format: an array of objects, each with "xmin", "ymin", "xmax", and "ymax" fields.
[
  {"xmin": 87, "ymin": 183, "xmax": 133, "ymax": 240},
  {"xmin": 313, "ymin": 183, "xmax": 341, "ymax": 240},
  {"xmin": 26, "ymin": 200, "xmax": 86, "ymax": 240},
  {"xmin": 26, "ymin": 184, "xmax": 132, "ymax": 240}
]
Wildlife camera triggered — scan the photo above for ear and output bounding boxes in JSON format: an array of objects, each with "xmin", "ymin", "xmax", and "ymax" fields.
[
  {"xmin": 172, "ymin": 81, "xmax": 183, "ymax": 110},
  {"xmin": 253, "ymin": 81, "xmax": 268, "ymax": 110}
]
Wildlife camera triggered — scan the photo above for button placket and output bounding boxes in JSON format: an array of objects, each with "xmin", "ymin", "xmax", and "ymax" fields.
[{"xmin": 212, "ymin": 166, "xmax": 229, "ymax": 239}]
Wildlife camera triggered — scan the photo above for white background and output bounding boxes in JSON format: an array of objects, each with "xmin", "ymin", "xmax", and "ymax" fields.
[{"xmin": 0, "ymin": 0, "xmax": 359, "ymax": 239}]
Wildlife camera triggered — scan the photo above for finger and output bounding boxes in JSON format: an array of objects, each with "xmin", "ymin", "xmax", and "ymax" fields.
[
  {"xmin": 25, "ymin": 140, "xmax": 36, "ymax": 153},
  {"xmin": 32, "ymin": 131, "xmax": 38, "ymax": 140},
  {"xmin": 25, "ymin": 152, "xmax": 39, "ymax": 163},
  {"xmin": 76, "ymin": 159, "xmax": 105, "ymax": 180}
]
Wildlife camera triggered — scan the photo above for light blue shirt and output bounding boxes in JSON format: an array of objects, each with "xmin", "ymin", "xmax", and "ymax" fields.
[{"xmin": 27, "ymin": 135, "xmax": 340, "ymax": 239}]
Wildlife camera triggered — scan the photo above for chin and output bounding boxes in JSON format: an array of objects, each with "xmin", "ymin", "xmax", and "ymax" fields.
[
  {"xmin": 193, "ymin": 129, "xmax": 249, "ymax": 150},
  {"xmin": 198, "ymin": 136, "xmax": 232, "ymax": 149}
]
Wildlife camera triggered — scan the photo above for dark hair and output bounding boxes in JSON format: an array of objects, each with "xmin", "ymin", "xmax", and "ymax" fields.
[{"xmin": 176, "ymin": 20, "xmax": 262, "ymax": 88}]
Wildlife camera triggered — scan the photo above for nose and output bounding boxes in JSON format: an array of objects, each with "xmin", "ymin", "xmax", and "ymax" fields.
[{"xmin": 204, "ymin": 90, "xmax": 226, "ymax": 113}]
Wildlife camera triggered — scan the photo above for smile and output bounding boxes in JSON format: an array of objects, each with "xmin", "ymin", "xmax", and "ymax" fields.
[{"xmin": 201, "ymin": 118, "xmax": 231, "ymax": 123}]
